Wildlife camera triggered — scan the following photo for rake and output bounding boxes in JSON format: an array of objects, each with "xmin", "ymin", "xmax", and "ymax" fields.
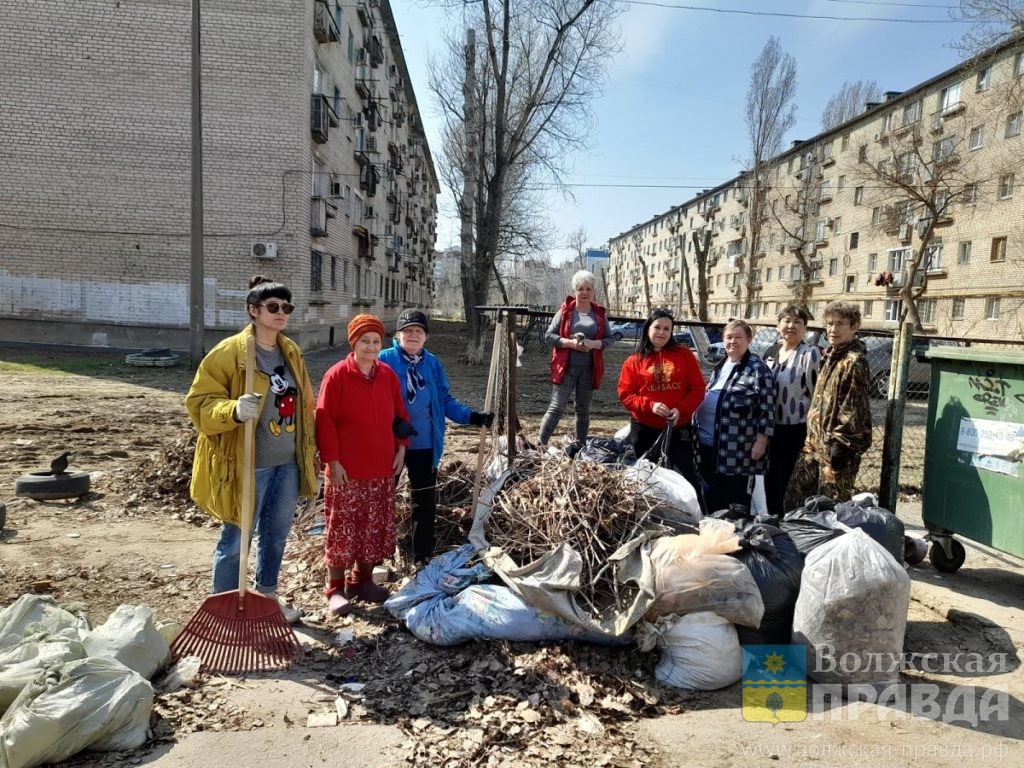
[{"xmin": 170, "ymin": 334, "xmax": 303, "ymax": 674}]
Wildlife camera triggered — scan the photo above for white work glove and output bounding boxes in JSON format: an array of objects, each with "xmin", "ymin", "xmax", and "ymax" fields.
[{"xmin": 234, "ymin": 393, "xmax": 262, "ymax": 422}]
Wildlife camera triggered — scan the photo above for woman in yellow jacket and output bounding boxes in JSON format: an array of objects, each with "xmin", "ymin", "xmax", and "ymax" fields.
[{"xmin": 186, "ymin": 276, "xmax": 318, "ymax": 623}]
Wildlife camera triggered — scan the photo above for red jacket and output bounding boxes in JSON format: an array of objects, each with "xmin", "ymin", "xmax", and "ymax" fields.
[
  {"xmin": 315, "ymin": 355, "xmax": 409, "ymax": 480},
  {"xmin": 618, "ymin": 346, "xmax": 706, "ymax": 429},
  {"xmin": 550, "ymin": 296, "xmax": 607, "ymax": 389}
]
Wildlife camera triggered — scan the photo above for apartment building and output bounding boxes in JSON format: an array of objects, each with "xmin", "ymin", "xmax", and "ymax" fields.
[
  {"xmin": 0, "ymin": 0, "xmax": 439, "ymax": 350},
  {"xmin": 608, "ymin": 38, "xmax": 1024, "ymax": 337}
]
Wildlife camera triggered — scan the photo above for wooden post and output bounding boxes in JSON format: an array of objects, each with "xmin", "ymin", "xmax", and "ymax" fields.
[
  {"xmin": 505, "ymin": 310, "xmax": 518, "ymax": 465},
  {"xmin": 880, "ymin": 321, "xmax": 914, "ymax": 512}
]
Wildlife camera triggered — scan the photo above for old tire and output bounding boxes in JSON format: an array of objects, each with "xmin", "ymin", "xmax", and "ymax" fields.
[
  {"xmin": 928, "ymin": 539, "xmax": 966, "ymax": 574},
  {"xmin": 14, "ymin": 471, "xmax": 91, "ymax": 501}
]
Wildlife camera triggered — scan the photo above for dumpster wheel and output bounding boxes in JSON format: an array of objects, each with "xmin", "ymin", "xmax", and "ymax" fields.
[{"xmin": 928, "ymin": 538, "xmax": 966, "ymax": 573}]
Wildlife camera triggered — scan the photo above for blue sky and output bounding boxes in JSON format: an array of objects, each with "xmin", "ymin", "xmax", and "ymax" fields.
[{"xmin": 390, "ymin": 0, "xmax": 970, "ymax": 260}]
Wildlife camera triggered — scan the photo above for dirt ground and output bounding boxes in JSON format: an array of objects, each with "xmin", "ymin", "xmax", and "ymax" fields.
[{"xmin": 1, "ymin": 320, "xmax": 1022, "ymax": 767}]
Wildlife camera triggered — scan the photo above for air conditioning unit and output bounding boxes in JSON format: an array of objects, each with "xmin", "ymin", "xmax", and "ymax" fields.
[{"xmin": 251, "ymin": 241, "xmax": 278, "ymax": 260}]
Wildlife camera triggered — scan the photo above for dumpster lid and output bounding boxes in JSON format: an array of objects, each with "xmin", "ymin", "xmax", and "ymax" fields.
[{"xmin": 923, "ymin": 346, "xmax": 1024, "ymax": 366}]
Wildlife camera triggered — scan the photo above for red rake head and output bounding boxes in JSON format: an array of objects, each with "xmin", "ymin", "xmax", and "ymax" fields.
[{"xmin": 169, "ymin": 591, "xmax": 303, "ymax": 675}]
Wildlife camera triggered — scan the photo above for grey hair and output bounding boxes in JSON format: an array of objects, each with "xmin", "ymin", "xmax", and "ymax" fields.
[{"xmin": 571, "ymin": 270, "xmax": 597, "ymax": 290}]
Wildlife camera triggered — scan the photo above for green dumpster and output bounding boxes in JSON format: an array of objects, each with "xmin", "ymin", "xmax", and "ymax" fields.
[{"xmin": 921, "ymin": 347, "xmax": 1024, "ymax": 572}]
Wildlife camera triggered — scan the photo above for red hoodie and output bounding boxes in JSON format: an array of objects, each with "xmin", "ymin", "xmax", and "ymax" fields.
[
  {"xmin": 617, "ymin": 346, "xmax": 706, "ymax": 429},
  {"xmin": 315, "ymin": 354, "xmax": 409, "ymax": 479}
]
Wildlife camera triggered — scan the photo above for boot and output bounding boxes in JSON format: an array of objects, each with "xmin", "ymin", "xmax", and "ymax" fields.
[
  {"xmin": 325, "ymin": 580, "xmax": 352, "ymax": 617},
  {"xmin": 343, "ymin": 577, "xmax": 390, "ymax": 604}
]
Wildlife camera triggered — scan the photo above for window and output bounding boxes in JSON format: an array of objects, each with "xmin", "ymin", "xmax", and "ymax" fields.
[
  {"xmin": 845, "ymin": 275, "xmax": 856, "ymax": 293},
  {"xmin": 888, "ymin": 247, "xmax": 910, "ymax": 272},
  {"xmin": 841, "ymin": 133, "xmax": 850, "ymax": 151},
  {"xmin": 901, "ymin": 101, "xmax": 919, "ymax": 127},
  {"xmin": 924, "ymin": 243, "xmax": 943, "ymax": 271},
  {"xmin": 829, "ymin": 257, "xmax": 839, "ymax": 277},
  {"xmin": 822, "ymin": 141, "xmax": 834, "ymax": 161},
  {"xmin": 837, "ymin": 175, "xmax": 846, "ymax": 192},
  {"xmin": 964, "ymin": 183, "xmax": 978, "ymax": 204},
  {"xmin": 985, "ymin": 298, "xmax": 1000, "ymax": 320},
  {"xmin": 919, "ymin": 299, "xmax": 937, "ymax": 324},
  {"xmin": 790, "ymin": 265, "xmax": 801, "ymax": 281},
  {"xmin": 884, "ymin": 299, "xmax": 903, "ymax": 323},
  {"xmin": 311, "ymin": 250, "xmax": 324, "ymax": 292},
  {"xmin": 832, "ymin": 216, "xmax": 843, "ymax": 234},
  {"xmin": 999, "ymin": 173, "xmax": 1015, "ymax": 199},
  {"xmin": 354, "ymin": 263, "xmax": 363, "ymax": 298},
  {"xmin": 816, "ymin": 220, "xmax": 828, "ymax": 241},
  {"xmin": 868, "ymin": 253, "xmax": 878, "ymax": 272},
  {"xmin": 939, "ymin": 82, "xmax": 961, "ymax": 112},
  {"xmin": 1016, "ymin": 51, "xmax": 1024, "ymax": 77},
  {"xmin": 1006, "ymin": 112, "xmax": 1022, "ymax": 138},
  {"xmin": 957, "ymin": 241, "xmax": 971, "ymax": 264},
  {"xmin": 347, "ymin": 28, "xmax": 355, "ymax": 63},
  {"xmin": 952, "ymin": 297, "xmax": 965, "ymax": 320},
  {"xmin": 850, "ymin": 232, "xmax": 859, "ymax": 249},
  {"xmin": 863, "ymin": 300, "xmax": 873, "ymax": 317},
  {"xmin": 933, "ymin": 137, "xmax": 955, "ymax": 164},
  {"xmin": 976, "ymin": 67, "xmax": 990, "ymax": 92},
  {"xmin": 871, "ymin": 207, "xmax": 882, "ymax": 225},
  {"xmin": 818, "ymin": 180, "xmax": 831, "ymax": 200},
  {"xmin": 991, "ymin": 236, "xmax": 1007, "ymax": 262},
  {"xmin": 765, "ymin": 267, "xmax": 773, "ymax": 282},
  {"xmin": 854, "ymin": 186, "xmax": 864, "ymax": 205},
  {"xmin": 969, "ymin": 125, "xmax": 985, "ymax": 150},
  {"xmin": 329, "ymin": 255, "xmax": 337, "ymax": 290},
  {"xmin": 858, "ymin": 144, "xmax": 868, "ymax": 162},
  {"xmin": 342, "ymin": 259, "xmax": 350, "ymax": 290}
]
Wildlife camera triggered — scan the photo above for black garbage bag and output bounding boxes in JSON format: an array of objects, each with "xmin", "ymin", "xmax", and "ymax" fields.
[
  {"xmin": 833, "ymin": 500, "xmax": 905, "ymax": 564},
  {"xmin": 782, "ymin": 497, "xmax": 845, "ymax": 556},
  {"xmin": 729, "ymin": 523, "xmax": 804, "ymax": 645},
  {"xmin": 566, "ymin": 436, "xmax": 634, "ymax": 465}
]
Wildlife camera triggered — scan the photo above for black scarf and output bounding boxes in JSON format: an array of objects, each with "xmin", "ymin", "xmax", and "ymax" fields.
[{"xmin": 402, "ymin": 349, "xmax": 426, "ymax": 403}]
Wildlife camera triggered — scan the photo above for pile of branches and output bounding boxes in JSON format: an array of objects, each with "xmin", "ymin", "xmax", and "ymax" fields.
[{"xmin": 487, "ymin": 458, "xmax": 669, "ymax": 617}]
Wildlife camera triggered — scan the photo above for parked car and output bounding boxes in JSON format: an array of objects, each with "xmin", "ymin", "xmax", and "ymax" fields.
[
  {"xmin": 674, "ymin": 330, "xmax": 697, "ymax": 349},
  {"xmin": 609, "ymin": 321, "xmax": 643, "ymax": 341},
  {"xmin": 704, "ymin": 342, "xmax": 726, "ymax": 365},
  {"xmin": 862, "ymin": 336, "xmax": 948, "ymax": 399}
]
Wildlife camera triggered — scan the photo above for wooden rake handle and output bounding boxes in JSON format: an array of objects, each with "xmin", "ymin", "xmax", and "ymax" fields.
[
  {"xmin": 237, "ymin": 333, "xmax": 257, "ymax": 609},
  {"xmin": 470, "ymin": 322, "xmax": 504, "ymax": 514}
]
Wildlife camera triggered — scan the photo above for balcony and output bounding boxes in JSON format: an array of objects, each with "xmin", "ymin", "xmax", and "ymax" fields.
[
  {"xmin": 310, "ymin": 94, "xmax": 331, "ymax": 143},
  {"xmin": 355, "ymin": 65, "xmax": 372, "ymax": 99},
  {"xmin": 313, "ymin": 0, "xmax": 340, "ymax": 43}
]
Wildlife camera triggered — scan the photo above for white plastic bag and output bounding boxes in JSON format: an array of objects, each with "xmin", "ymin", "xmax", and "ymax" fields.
[
  {"xmin": 793, "ymin": 528, "xmax": 911, "ymax": 686},
  {"xmin": 623, "ymin": 458, "xmax": 701, "ymax": 527},
  {"xmin": 638, "ymin": 612, "xmax": 742, "ymax": 691},
  {"xmin": 0, "ymin": 596, "xmax": 88, "ymax": 650},
  {"xmin": 0, "ymin": 634, "xmax": 85, "ymax": 714},
  {"xmin": 0, "ymin": 657, "xmax": 153, "ymax": 768},
  {"xmin": 81, "ymin": 605, "xmax": 169, "ymax": 680},
  {"xmin": 750, "ymin": 475, "xmax": 769, "ymax": 519}
]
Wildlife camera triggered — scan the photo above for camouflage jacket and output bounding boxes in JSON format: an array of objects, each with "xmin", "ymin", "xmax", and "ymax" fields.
[{"xmin": 805, "ymin": 337, "xmax": 873, "ymax": 461}]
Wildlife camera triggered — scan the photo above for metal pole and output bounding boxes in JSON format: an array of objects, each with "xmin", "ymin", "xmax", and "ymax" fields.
[
  {"xmin": 188, "ymin": 0, "xmax": 205, "ymax": 368},
  {"xmin": 879, "ymin": 321, "xmax": 914, "ymax": 512}
]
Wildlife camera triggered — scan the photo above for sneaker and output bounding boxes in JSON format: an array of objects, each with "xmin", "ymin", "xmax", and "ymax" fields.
[
  {"xmin": 327, "ymin": 591, "xmax": 352, "ymax": 617},
  {"xmin": 343, "ymin": 579, "xmax": 390, "ymax": 604},
  {"xmin": 260, "ymin": 591, "xmax": 303, "ymax": 624}
]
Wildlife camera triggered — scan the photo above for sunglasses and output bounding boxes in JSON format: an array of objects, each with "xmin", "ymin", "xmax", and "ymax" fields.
[{"xmin": 260, "ymin": 301, "xmax": 295, "ymax": 315}]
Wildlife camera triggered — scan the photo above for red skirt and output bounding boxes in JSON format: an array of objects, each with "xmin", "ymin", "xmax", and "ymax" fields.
[{"xmin": 323, "ymin": 476, "xmax": 396, "ymax": 570}]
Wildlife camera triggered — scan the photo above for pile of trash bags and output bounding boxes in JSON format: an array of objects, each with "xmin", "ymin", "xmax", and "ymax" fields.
[
  {"xmin": 0, "ymin": 595, "xmax": 189, "ymax": 768},
  {"xmin": 388, "ymin": 435, "xmax": 915, "ymax": 696}
]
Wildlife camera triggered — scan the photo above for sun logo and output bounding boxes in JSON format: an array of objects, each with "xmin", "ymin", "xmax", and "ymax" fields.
[{"xmin": 646, "ymin": 360, "xmax": 676, "ymax": 389}]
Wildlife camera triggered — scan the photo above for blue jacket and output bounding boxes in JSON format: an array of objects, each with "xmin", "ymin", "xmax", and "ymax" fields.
[{"xmin": 379, "ymin": 339, "xmax": 475, "ymax": 468}]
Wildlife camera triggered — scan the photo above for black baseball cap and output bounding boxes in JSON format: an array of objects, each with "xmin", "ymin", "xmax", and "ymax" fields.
[{"xmin": 396, "ymin": 309, "xmax": 429, "ymax": 333}]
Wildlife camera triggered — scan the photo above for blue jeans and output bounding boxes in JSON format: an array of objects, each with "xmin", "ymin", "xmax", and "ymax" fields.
[{"xmin": 211, "ymin": 463, "xmax": 299, "ymax": 594}]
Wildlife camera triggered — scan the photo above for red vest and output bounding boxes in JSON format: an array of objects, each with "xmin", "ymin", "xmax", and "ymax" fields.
[{"xmin": 550, "ymin": 297, "xmax": 607, "ymax": 389}]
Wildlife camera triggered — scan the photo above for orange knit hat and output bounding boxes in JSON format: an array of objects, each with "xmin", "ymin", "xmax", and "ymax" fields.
[{"xmin": 347, "ymin": 314, "xmax": 386, "ymax": 347}]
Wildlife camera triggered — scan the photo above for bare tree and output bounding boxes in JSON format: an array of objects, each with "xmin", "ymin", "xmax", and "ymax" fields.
[
  {"xmin": 689, "ymin": 226, "xmax": 713, "ymax": 321},
  {"xmin": 667, "ymin": 211, "xmax": 698, "ymax": 318},
  {"xmin": 767, "ymin": 142, "xmax": 826, "ymax": 305},
  {"xmin": 742, "ymin": 37, "xmax": 798, "ymax": 317},
  {"xmin": 429, "ymin": 0, "xmax": 619, "ymax": 360},
  {"xmin": 821, "ymin": 80, "xmax": 883, "ymax": 131},
  {"xmin": 566, "ymin": 225, "xmax": 589, "ymax": 270},
  {"xmin": 853, "ymin": 110, "xmax": 987, "ymax": 330},
  {"xmin": 630, "ymin": 229, "xmax": 653, "ymax": 316},
  {"xmin": 953, "ymin": 0, "xmax": 1024, "ymax": 55}
]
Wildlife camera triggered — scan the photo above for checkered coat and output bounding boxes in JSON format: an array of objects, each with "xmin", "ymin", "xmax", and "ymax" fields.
[{"xmin": 696, "ymin": 351, "xmax": 775, "ymax": 477}]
